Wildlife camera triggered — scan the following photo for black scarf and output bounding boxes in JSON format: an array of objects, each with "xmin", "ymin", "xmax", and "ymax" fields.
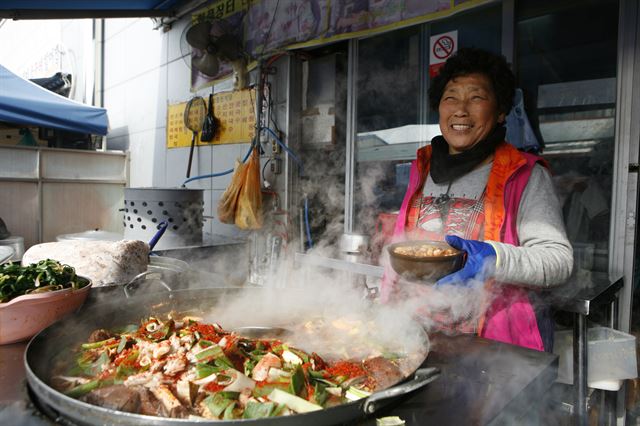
[{"xmin": 429, "ymin": 126, "xmax": 506, "ymax": 184}]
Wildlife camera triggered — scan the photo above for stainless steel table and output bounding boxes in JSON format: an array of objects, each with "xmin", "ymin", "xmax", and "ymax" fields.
[
  {"xmin": 358, "ymin": 333, "xmax": 558, "ymax": 425},
  {"xmin": 545, "ymin": 273, "xmax": 624, "ymax": 426}
]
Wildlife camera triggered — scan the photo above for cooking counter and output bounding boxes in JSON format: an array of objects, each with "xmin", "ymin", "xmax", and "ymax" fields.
[{"xmin": 0, "ymin": 333, "xmax": 557, "ymax": 425}]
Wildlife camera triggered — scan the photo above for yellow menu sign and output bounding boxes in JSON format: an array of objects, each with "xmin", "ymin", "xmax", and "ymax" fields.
[
  {"xmin": 167, "ymin": 88, "xmax": 256, "ymax": 149},
  {"xmin": 167, "ymin": 102, "xmax": 198, "ymax": 148}
]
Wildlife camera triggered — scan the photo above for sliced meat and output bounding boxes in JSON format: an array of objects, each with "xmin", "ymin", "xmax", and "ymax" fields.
[
  {"xmin": 88, "ymin": 329, "xmax": 114, "ymax": 343},
  {"xmin": 135, "ymin": 386, "xmax": 166, "ymax": 417},
  {"xmin": 311, "ymin": 352, "xmax": 328, "ymax": 370},
  {"xmin": 251, "ymin": 352, "xmax": 281, "ymax": 381},
  {"xmin": 82, "ymin": 385, "xmax": 141, "ymax": 413},
  {"xmin": 363, "ymin": 357, "xmax": 404, "ymax": 390},
  {"xmin": 169, "ymin": 405, "xmax": 189, "ymax": 418},
  {"xmin": 149, "ymin": 385, "xmax": 186, "ymax": 418}
]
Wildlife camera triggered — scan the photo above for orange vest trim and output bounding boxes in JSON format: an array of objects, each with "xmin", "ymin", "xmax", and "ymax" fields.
[{"xmin": 483, "ymin": 143, "xmax": 528, "ymax": 241}]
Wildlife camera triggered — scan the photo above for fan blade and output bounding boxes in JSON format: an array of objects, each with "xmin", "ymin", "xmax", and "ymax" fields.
[
  {"xmin": 215, "ymin": 34, "xmax": 242, "ymax": 61},
  {"xmin": 186, "ymin": 21, "xmax": 213, "ymax": 50},
  {"xmin": 193, "ymin": 53, "xmax": 220, "ymax": 77}
]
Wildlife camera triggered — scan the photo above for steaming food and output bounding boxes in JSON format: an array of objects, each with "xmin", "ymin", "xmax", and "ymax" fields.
[
  {"xmin": 393, "ymin": 244, "xmax": 456, "ymax": 257},
  {"xmin": 52, "ymin": 316, "xmax": 407, "ymax": 419}
]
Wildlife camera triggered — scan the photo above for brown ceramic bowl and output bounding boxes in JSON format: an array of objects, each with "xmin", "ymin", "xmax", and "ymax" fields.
[{"xmin": 387, "ymin": 240, "xmax": 464, "ymax": 283}]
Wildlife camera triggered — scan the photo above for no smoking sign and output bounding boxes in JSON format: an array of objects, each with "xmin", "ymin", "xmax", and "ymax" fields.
[{"xmin": 429, "ymin": 30, "xmax": 458, "ymax": 77}]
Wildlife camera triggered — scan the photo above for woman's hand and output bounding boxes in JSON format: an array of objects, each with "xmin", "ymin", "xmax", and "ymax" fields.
[{"xmin": 436, "ymin": 235, "xmax": 496, "ymax": 286}]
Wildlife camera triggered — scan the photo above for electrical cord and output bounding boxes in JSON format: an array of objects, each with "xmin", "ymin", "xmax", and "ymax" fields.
[
  {"xmin": 260, "ymin": 127, "xmax": 303, "ymax": 175},
  {"xmin": 182, "ymin": 139, "xmax": 255, "ymax": 186},
  {"xmin": 262, "ymin": 157, "xmax": 272, "ymax": 183},
  {"xmin": 183, "ymin": 126, "xmax": 304, "ymax": 185},
  {"xmin": 183, "ymin": 126, "xmax": 302, "ymax": 186}
]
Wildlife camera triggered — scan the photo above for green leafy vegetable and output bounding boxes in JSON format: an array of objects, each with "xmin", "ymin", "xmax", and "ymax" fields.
[{"xmin": 0, "ymin": 259, "xmax": 88, "ymax": 303}]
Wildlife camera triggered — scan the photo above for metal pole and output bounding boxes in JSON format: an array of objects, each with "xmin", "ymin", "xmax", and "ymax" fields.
[
  {"xmin": 344, "ymin": 39, "xmax": 358, "ymax": 234},
  {"xmin": 604, "ymin": 299, "xmax": 620, "ymax": 425},
  {"xmin": 574, "ymin": 313, "xmax": 588, "ymax": 426}
]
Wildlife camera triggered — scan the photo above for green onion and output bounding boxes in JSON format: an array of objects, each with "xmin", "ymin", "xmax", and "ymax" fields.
[
  {"xmin": 64, "ymin": 380, "xmax": 100, "ymax": 398},
  {"xmin": 116, "ymin": 337, "xmax": 127, "ymax": 354},
  {"xmin": 195, "ymin": 344, "xmax": 224, "ymax": 361},
  {"xmin": 203, "ymin": 394, "xmax": 234, "ymax": 418},
  {"xmin": 222, "ymin": 402, "xmax": 237, "ymax": 420},
  {"xmin": 243, "ymin": 401, "xmax": 275, "ymax": 419},
  {"xmin": 195, "ymin": 363, "xmax": 219, "ymax": 379},
  {"xmin": 81, "ymin": 339, "xmax": 115, "ymax": 350},
  {"xmin": 289, "ymin": 366, "xmax": 306, "ymax": 396}
]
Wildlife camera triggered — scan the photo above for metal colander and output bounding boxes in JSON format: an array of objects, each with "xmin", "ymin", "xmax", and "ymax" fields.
[{"xmin": 123, "ymin": 188, "xmax": 204, "ymax": 250}]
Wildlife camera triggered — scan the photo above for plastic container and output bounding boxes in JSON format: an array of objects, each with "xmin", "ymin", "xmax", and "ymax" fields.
[{"xmin": 554, "ymin": 327, "xmax": 638, "ymax": 391}]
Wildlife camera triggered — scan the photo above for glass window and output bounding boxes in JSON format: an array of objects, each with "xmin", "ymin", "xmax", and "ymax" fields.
[
  {"xmin": 352, "ymin": 5, "xmax": 502, "ymax": 260},
  {"xmin": 354, "ymin": 26, "xmax": 421, "ymax": 236},
  {"xmin": 516, "ymin": 0, "xmax": 619, "ymax": 273},
  {"xmin": 428, "ymin": 5, "xmax": 502, "ymax": 123},
  {"xmin": 297, "ymin": 43, "xmax": 349, "ymax": 246}
]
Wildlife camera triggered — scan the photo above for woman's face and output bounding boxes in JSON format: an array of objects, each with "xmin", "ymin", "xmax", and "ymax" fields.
[{"xmin": 438, "ymin": 73, "xmax": 505, "ymax": 154}]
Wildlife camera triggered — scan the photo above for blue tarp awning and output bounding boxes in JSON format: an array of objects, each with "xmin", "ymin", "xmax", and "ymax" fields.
[
  {"xmin": 0, "ymin": 1, "xmax": 189, "ymax": 19},
  {"xmin": 0, "ymin": 64, "xmax": 109, "ymax": 135}
]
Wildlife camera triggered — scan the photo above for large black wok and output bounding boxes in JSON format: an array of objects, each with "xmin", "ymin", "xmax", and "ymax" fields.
[{"xmin": 25, "ymin": 287, "xmax": 438, "ymax": 426}]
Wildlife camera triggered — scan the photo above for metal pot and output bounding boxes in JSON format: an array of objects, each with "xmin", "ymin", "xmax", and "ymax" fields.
[
  {"xmin": 0, "ymin": 235, "xmax": 24, "ymax": 262},
  {"xmin": 25, "ymin": 288, "xmax": 438, "ymax": 426},
  {"xmin": 56, "ymin": 230, "xmax": 123, "ymax": 242}
]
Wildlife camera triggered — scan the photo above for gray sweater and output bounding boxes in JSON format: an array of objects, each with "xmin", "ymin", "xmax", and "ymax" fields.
[{"xmin": 422, "ymin": 162, "xmax": 573, "ymax": 288}]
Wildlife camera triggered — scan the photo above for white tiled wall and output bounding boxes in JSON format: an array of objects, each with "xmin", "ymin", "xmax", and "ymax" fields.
[{"xmin": 104, "ymin": 17, "xmax": 247, "ymax": 241}]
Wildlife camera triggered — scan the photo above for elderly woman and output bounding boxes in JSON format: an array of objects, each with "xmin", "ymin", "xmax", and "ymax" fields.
[{"xmin": 382, "ymin": 48, "xmax": 573, "ymax": 351}]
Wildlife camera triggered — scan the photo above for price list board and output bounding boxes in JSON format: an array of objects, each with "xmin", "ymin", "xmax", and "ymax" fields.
[{"xmin": 166, "ymin": 88, "xmax": 256, "ymax": 148}]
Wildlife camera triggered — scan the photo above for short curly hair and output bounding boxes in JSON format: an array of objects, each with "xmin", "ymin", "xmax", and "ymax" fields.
[{"xmin": 428, "ymin": 47, "xmax": 515, "ymax": 116}]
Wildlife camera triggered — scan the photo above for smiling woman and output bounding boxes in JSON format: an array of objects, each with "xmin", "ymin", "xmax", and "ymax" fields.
[
  {"xmin": 382, "ymin": 48, "xmax": 573, "ymax": 353},
  {"xmin": 438, "ymin": 73, "xmax": 504, "ymax": 154}
]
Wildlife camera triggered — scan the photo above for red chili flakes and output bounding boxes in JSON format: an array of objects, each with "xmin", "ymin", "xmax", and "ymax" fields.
[
  {"xmin": 114, "ymin": 348, "xmax": 135, "ymax": 366},
  {"xmin": 190, "ymin": 323, "xmax": 222, "ymax": 343},
  {"xmin": 326, "ymin": 361, "xmax": 366, "ymax": 379},
  {"xmin": 204, "ymin": 382, "xmax": 226, "ymax": 393}
]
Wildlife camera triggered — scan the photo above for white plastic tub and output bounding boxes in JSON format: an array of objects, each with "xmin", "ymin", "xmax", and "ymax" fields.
[{"xmin": 554, "ymin": 327, "xmax": 638, "ymax": 391}]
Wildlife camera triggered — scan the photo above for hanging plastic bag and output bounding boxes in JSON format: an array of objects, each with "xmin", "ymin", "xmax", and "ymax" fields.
[
  {"xmin": 506, "ymin": 88, "xmax": 542, "ymax": 153},
  {"xmin": 217, "ymin": 160, "xmax": 247, "ymax": 224},
  {"xmin": 235, "ymin": 147, "xmax": 263, "ymax": 229}
]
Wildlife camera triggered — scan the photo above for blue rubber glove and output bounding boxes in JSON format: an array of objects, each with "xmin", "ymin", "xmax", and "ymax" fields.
[{"xmin": 436, "ymin": 235, "xmax": 497, "ymax": 287}]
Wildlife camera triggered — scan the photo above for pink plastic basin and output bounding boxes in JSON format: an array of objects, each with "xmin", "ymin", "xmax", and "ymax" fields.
[{"xmin": 0, "ymin": 282, "xmax": 92, "ymax": 345}]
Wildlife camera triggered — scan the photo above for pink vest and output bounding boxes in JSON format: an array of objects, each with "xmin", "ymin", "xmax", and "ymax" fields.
[{"xmin": 382, "ymin": 143, "xmax": 545, "ymax": 351}]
